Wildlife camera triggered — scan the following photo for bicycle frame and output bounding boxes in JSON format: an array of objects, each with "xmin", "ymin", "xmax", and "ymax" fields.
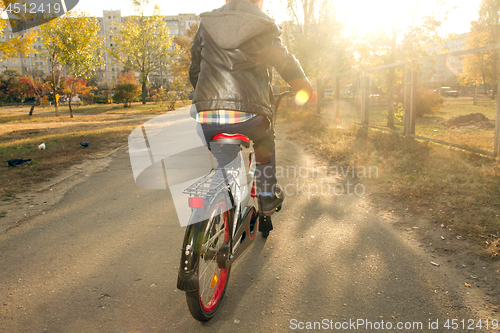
[{"xmin": 177, "ymin": 148, "xmax": 258, "ymax": 291}]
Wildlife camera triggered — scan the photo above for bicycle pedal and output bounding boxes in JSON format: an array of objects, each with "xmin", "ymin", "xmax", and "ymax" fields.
[{"xmin": 258, "ymin": 215, "xmax": 273, "ymax": 235}]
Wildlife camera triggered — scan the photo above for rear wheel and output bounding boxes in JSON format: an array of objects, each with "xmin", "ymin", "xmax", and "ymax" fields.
[{"xmin": 186, "ymin": 193, "xmax": 231, "ymax": 321}]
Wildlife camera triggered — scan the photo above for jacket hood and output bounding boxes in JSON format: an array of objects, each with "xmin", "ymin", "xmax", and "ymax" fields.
[{"xmin": 200, "ymin": 0, "xmax": 275, "ymax": 49}]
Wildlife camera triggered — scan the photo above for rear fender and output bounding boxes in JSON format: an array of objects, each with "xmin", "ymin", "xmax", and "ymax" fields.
[{"xmin": 176, "ymin": 209, "xmax": 207, "ymax": 292}]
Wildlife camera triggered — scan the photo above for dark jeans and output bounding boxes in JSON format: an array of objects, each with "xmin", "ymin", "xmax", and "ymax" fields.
[{"xmin": 198, "ymin": 115, "xmax": 277, "ymax": 194}]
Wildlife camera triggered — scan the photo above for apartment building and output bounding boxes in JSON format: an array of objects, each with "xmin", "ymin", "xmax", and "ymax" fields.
[
  {"xmin": 421, "ymin": 33, "xmax": 469, "ymax": 88},
  {"xmin": 0, "ymin": 22, "xmax": 49, "ymax": 75},
  {"xmin": 164, "ymin": 14, "xmax": 199, "ymax": 37},
  {"xmin": 1, "ymin": 11, "xmax": 200, "ymax": 86},
  {"xmin": 96, "ymin": 10, "xmax": 124, "ymax": 83}
]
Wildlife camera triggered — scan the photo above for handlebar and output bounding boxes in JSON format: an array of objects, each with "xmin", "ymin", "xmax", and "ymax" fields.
[
  {"xmin": 273, "ymin": 91, "xmax": 295, "ymax": 113},
  {"xmin": 272, "ymin": 89, "xmax": 317, "ymax": 124},
  {"xmin": 272, "ymin": 91, "xmax": 294, "ymax": 125}
]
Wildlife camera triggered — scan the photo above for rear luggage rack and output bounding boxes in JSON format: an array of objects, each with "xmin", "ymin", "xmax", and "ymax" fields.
[{"xmin": 182, "ymin": 169, "xmax": 236, "ymax": 197}]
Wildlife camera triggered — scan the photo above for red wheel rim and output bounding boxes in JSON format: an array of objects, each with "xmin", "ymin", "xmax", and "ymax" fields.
[
  {"xmin": 199, "ymin": 201, "xmax": 230, "ymax": 312},
  {"xmin": 199, "ymin": 268, "xmax": 228, "ymax": 312}
]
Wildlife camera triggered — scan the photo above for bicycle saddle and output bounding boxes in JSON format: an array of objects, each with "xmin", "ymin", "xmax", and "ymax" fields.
[{"xmin": 212, "ymin": 133, "xmax": 250, "ymax": 148}]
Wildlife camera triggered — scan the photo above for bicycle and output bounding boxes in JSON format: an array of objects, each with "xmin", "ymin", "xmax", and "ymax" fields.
[{"xmin": 176, "ymin": 90, "xmax": 294, "ymax": 321}]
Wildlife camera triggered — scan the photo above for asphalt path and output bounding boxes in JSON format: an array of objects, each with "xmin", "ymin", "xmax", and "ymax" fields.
[{"xmin": 0, "ymin": 110, "xmax": 495, "ymax": 332}]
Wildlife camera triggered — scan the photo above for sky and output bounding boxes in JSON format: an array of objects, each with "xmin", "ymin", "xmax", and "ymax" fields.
[
  {"xmin": 1, "ymin": 0, "xmax": 484, "ymax": 37},
  {"xmin": 70, "ymin": 0, "xmax": 483, "ymax": 36}
]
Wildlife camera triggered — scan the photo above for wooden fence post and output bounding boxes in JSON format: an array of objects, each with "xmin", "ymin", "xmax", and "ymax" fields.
[
  {"xmin": 403, "ymin": 62, "xmax": 411, "ymax": 136},
  {"xmin": 410, "ymin": 61, "xmax": 416, "ymax": 135},
  {"xmin": 361, "ymin": 74, "xmax": 370, "ymax": 126},
  {"xmin": 495, "ymin": 59, "xmax": 500, "ymax": 159},
  {"xmin": 315, "ymin": 78, "xmax": 321, "ymax": 114},
  {"xmin": 335, "ymin": 75, "xmax": 340, "ymax": 119}
]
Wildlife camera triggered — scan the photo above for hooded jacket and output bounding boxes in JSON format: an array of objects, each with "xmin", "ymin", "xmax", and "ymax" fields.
[{"xmin": 189, "ymin": 0, "xmax": 309, "ymax": 118}]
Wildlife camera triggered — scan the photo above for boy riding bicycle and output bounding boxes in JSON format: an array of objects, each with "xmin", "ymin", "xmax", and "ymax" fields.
[{"xmin": 190, "ymin": 0, "xmax": 314, "ymax": 215}]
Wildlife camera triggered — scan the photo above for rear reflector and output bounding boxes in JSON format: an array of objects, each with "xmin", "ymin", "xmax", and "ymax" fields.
[{"xmin": 189, "ymin": 197, "xmax": 205, "ymax": 208}]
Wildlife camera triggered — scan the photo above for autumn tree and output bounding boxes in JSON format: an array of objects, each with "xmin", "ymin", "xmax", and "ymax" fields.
[
  {"xmin": 165, "ymin": 77, "xmax": 189, "ymax": 111},
  {"xmin": 61, "ymin": 77, "xmax": 93, "ymax": 106},
  {"xmin": 39, "ymin": 11, "xmax": 103, "ymax": 117},
  {"xmin": 113, "ymin": 72, "xmax": 141, "ymax": 107},
  {"xmin": 171, "ymin": 22, "xmax": 199, "ymax": 86},
  {"xmin": 39, "ymin": 17, "xmax": 64, "ymax": 116},
  {"xmin": 111, "ymin": 0, "xmax": 174, "ymax": 104},
  {"xmin": 283, "ymin": 0, "xmax": 351, "ymax": 78},
  {"xmin": 21, "ymin": 76, "xmax": 51, "ymax": 115},
  {"xmin": 0, "ymin": 1, "xmax": 36, "ymax": 61},
  {"xmin": 350, "ymin": 5, "xmax": 445, "ymax": 125},
  {"xmin": 0, "ymin": 68, "xmax": 23, "ymax": 105},
  {"xmin": 461, "ymin": 0, "xmax": 500, "ymax": 98}
]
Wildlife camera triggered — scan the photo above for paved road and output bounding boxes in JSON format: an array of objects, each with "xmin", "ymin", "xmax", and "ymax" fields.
[{"xmin": 0, "ymin": 112, "xmax": 496, "ymax": 332}]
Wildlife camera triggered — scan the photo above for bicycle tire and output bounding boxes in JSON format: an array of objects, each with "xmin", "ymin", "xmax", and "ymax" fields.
[{"xmin": 186, "ymin": 192, "xmax": 232, "ymax": 321}]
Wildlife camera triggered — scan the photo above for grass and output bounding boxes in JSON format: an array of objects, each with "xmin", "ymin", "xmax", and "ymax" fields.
[
  {"xmin": 279, "ymin": 104, "xmax": 500, "ymax": 258},
  {"xmin": 0, "ymin": 100, "xmax": 191, "ymax": 118},
  {"xmin": 415, "ymin": 98, "xmax": 497, "ymax": 152},
  {"xmin": 320, "ymin": 95, "xmax": 498, "ymax": 153},
  {"xmin": 0, "ymin": 101, "xmax": 187, "ymax": 200}
]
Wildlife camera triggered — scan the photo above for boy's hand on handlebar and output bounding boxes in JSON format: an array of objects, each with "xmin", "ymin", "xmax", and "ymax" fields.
[
  {"xmin": 289, "ymin": 78, "xmax": 313, "ymax": 94},
  {"xmin": 288, "ymin": 78, "xmax": 315, "ymax": 103}
]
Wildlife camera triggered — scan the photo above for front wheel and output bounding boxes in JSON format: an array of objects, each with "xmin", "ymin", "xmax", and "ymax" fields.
[{"xmin": 186, "ymin": 193, "xmax": 231, "ymax": 321}]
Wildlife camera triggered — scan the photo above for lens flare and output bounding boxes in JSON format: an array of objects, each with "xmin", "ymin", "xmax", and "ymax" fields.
[{"xmin": 295, "ymin": 90, "xmax": 309, "ymax": 105}]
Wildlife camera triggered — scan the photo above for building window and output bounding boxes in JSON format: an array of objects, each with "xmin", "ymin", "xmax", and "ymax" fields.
[
  {"xmin": 179, "ymin": 22, "xmax": 184, "ymax": 27},
  {"xmin": 180, "ymin": 30, "xmax": 185, "ymax": 36}
]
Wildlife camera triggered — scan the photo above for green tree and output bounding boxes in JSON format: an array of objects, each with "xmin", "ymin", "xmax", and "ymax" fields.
[
  {"xmin": 111, "ymin": 0, "xmax": 174, "ymax": 104},
  {"xmin": 39, "ymin": 11, "xmax": 103, "ymax": 117},
  {"xmin": 461, "ymin": 0, "xmax": 500, "ymax": 98}
]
